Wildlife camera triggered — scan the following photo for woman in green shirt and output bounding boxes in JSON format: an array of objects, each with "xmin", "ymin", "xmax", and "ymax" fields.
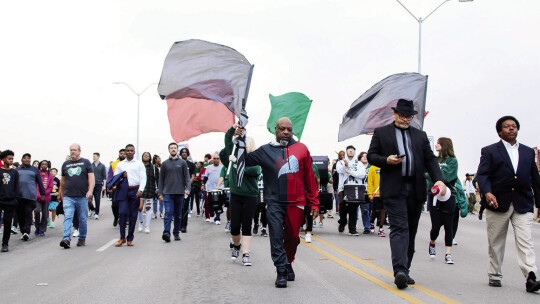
[{"xmin": 426, "ymin": 137, "xmax": 458, "ymax": 265}]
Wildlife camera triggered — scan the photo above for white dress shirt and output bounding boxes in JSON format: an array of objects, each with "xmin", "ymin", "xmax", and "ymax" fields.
[
  {"xmin": 114, "ymin": 159, "xmax": 147, "ymax": 192},
  {"xmin": 502, "ymin": 139, "xmax": 519, "ymax": 173},
  {"xmin": 464, "ymin": 180, "xmax": 476, "ymax": 195}
]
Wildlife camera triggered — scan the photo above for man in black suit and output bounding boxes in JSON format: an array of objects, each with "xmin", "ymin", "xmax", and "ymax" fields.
[
  {"xmin": 476, "ymin": 115, "xmax": 540, "ymax": 292},
  {"xmin": 368, "ymin": 99, "xmax": 446, "ymax": 289}
]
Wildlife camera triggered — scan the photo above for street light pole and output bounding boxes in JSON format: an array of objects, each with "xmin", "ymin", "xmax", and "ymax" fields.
[
  {"xmin": 395, "ymin": 0, "xmax": 472, "ymax": 74},
  {"xmin": 113, "ymin": 82, "xmax": 157, "ymax": 159}
]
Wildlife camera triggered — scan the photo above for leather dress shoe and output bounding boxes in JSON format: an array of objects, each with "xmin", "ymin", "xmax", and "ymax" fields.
[
  {"xmin": 526, "ymin": 272, "xmax": 540, "ymax": 292},
  {"xmin": 115, "ymin": 239, "xmax": 126, "ymax": 247},
  {"xmin": 394, "ymin": 272, "xmax": 408, "ymax": 289},
  {"xmin": 127, "ymin": 241, "xmax": 134, "ymax": 246},
  {"xmin": 489, "ymin": 279, "xmax": 502, "ymax": 287},
  {"xmin": 407, "ymin": 276, "xmax": 415, "ymax": 285}
]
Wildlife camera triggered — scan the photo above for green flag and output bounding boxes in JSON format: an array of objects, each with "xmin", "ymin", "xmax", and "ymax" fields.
[{"xmin": 267, "ymin": 92, "xmax": 312, "ymax": 141}]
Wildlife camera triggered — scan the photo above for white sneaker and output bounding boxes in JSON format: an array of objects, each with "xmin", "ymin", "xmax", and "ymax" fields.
[
  {"xmin": 89, "ymin": 210, "xmax": 95, "ymax": 217},
  {"xmin": 95, "ymin": 214, "xmax": 99, "ymax": 220},
  {"xmin": 305, "ymin": 233, "xmax": 312, "ymax": 243},
  {"xmin": 152, "ymin": 213, "xmax": 157, "ymax": 219},
  {"xmin": 138, "ymin": 222, "xmax": 143, "ymax": 232},
  {"xmin": 205, "ymin": 218, "xmax": 210, "ymax": 222},
  {"xmin": 210, "ymin": 216, "xmax": 215, "ymax": 223},
  {"xmin": 215, "ymin": 220, "xmax": 221, "ymax": 225},
  {"xmin": 188, "ymin": 214, "xmax": 191, "ymax": 218},
  {"xmin": 144, "ymin": 227, "xmax": 150, "ymax": 234},
  {"xmin": 319, "ymin": 222, "xmax": 323, "ymax": 228},
  {"xmin": 72, "ymin": 229, "xmax": 79, "ymax": 238}
]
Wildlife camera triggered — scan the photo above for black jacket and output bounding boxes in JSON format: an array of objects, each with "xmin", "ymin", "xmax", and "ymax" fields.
[
  {"xmin": 476, "ymin": 140, "xmax": 540, "ymax": 213},
  {"xmin": 367, "ymin": 122, "xmax": 442, "ymax": 202}
]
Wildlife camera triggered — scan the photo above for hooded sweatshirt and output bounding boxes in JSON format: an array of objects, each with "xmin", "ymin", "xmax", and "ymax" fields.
[
  {"xmin": 244, "ymin": 138, "xmax": 319, "ymax": 208},
  {"xmin": 336, "ymin": 154, "xmax": 366, "ymax": 192}
]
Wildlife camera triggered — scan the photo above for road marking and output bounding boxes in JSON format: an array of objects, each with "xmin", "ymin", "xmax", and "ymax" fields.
[
  {"xmin": 311, "ymin": 235, "xmax": 461, "ymax": 304},
  {"xmin": 96, "ymin": 239, "xmax": 118, "ymax": 252},
  {"xmin": 301, "ymin": 239, "xmax": 426, "ymax": 304}
]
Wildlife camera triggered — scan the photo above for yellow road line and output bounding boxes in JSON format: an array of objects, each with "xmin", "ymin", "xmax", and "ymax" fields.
[
  {"xmin": 301, "ymin": 239, "xmax": 426, "ymax": 304},
  {"xmin": 311, "ymin": 235, "xmax": 460, "ymax": 304}
]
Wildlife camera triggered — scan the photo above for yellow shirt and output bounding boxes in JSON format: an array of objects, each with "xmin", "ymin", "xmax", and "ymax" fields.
[{"xmin": 367, "ymin": 165, "xmax": 381, "ymax": 197}]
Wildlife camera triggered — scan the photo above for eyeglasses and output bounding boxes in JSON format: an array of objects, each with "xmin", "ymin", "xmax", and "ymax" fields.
[
  {"xmin": 397, "ymin": 113, "xmax": 414, "ymax": 120},
  {"xmin": 213, "ymin": 158, "xmax": 220, "ymax": 160}
]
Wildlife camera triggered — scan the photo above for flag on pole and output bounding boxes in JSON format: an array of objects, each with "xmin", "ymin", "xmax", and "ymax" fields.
[
  {"xmin": 158, "ymin": 39, "xmax": 253, "ymax": 142},
  {"xmin": 338, "ymin": 73, "xmax": 428, "ymax": 142},
  {"xmin": 266, "ymin": 92, "xmax": 312, "ymax": 141}
]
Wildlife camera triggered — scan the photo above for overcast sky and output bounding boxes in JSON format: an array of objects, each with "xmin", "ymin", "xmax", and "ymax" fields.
[{"xmin": 2, "ymin": 0, "xmax": 539, "ymax": 179}]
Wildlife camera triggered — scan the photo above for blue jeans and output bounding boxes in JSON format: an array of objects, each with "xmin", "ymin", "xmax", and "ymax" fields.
[
  {"xmin": 63, "ymin": 196, "xmax": 88, "ymax": 241},
  {"xmin": 153, "ymin": 197, "xmax": 164, "ymax": 214},
  {"xmin": 357, "ymin": 203, "xmax": 371, "ymax": 231},
  {"xmin": 163, "ymin": 194, "xmax": 183, "ymax": 236}
]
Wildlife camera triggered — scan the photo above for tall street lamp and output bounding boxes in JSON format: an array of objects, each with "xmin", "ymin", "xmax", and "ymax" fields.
[
  {"xmin": 395, "ymin": 0, "xmax": 473, "ymax": 73},
  {"xmin": 113, "ymin": 82, "xmax": 157, "ymax": 159}
]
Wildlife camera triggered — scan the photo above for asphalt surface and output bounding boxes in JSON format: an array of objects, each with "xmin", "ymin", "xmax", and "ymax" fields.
[{"xmin": 1, "ymin": 199, "xmax": 539, "ymax": 304}]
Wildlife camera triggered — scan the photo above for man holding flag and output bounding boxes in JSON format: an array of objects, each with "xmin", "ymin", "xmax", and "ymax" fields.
[{"xmin": 236, "ymin": 117, "xmax": 319, "ymax": 288}]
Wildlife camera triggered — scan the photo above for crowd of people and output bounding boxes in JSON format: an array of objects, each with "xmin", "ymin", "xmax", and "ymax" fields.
[{"xmin": 1, "ymin": 100, "xmax": 540, "ymax": 292}]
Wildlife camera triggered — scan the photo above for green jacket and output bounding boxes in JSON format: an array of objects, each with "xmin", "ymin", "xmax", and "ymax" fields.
[
  {"xmin": 219, "ymin": 127, "xmax": 261, "ymax": 197},
  {"xmin": 426, "ymin": 157, "xmax": 458, "ymax": 197}
]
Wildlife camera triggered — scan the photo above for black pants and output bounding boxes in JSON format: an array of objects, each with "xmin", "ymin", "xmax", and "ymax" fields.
[
  {"xmin": 338, "ymin": 192, "xmax": 358, "ymax": 233},
  {"xmin": 303, "ymin": 204, "xmax": 313, "ymax": 232},
  {"xmin": 428, "ymin": 194, "xmax": 455, "ymax": 247},
  {"xmin": 181, "ymin": 194, "xmax": 190, "ymax": 229},
  {"xmin": 91, "ymin": 183, "xmax": 103, "ymax": 214},
  {"xmin": 190, "ymin": 187, "xmax": 201, "ymax": 214},
  {"xmin": 0, "ymin": 201, "xmax": 15, "ymax": 245},
  {"xmin": 16, "ymin": 199, "xmax": 36, "ymax": 235},
  {"xmin": 452, "ymin": 205, "xmax": 460, "ymax": 239},
  {"xmin": 254, "ymin": 203, "xmax": 267, "ymax": 228},
  {"xmin": 34, "ymin": 200, "xmax": 49, "ymax": 234},
  {"xmin": 383, "ymin": 181, "xmax": 422, "ymax": 276},
  {"xmin": 111, "ymin": 189, "xmax": 119, "ymax": 225},
  {"xmin": 230, "ymin": 193, "xmax": 257, "ymax": 236}
]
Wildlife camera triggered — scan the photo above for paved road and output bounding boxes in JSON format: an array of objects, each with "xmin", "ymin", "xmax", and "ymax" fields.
[{"xmin": 1, "ymin": 200, "xmax": 539, "ymax": 304}]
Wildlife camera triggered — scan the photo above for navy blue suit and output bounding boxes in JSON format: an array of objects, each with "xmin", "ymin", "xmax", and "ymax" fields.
[{"xmin": 477, "ymin": 141, "xmax": 540, "ymax": 213}]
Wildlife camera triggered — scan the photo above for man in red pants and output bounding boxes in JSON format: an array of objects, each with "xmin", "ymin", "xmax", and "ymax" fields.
[{"xmin": 238, "ymin": 117, "xmax": 319, "ymax": 288}]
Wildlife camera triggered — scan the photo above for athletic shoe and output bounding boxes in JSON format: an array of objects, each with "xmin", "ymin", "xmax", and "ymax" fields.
[
  {"xmin": 159, "ymin": 212, "xmax": 163, "ymax": 218},
  {"xmin": 197, "ymin": 213, "xmax": 201, "ymax": 217},
  {"xmin": 429, "ymin": 242, "xmax": 436, "ymax": 259},
  {"xmin": 445, "ymin": 254, "xmax": 454, "ymax": 264},
  {"xmin": 319, "ymin": 222, "xmax": 323, "ymax": 228},
  {"xmin": 242, "ymin": 254, "xmax": 252, "ymax": 266},
  {"xmin": 47, "ymin": 218, "xmax": 51, "ymax": 227},
  {"xmin": 188, "ymin": 214, "xmax": 191, "ymax": 218},
  {"xmin": 59, "ymin": 239, "xmax": 70, "ymax": 249},
  {"xmin": 21, "ymin": 233, "xmax": 29, "ymax": 241},
  {"xmin": 174, "ymin": 234, "xmax": 181, "ymax": 241},
  {"xmin": 205, "ymin": 218, "xmax": 210, "ymax": 222},
  {"xmin": 312, "ymin": 221, "xmax": 316, "ymax": 227},
  {"xmin": 152, "ymin": 213, "xmax": 157, "ymax": 219},
  {"xmin": 338, "ymin": 224, "xmax": 345, "ymax": 233},
  {"xmin": 275, "ymin": 272, "xmax": 287, "ymax": 288},
  {"xmin": 1, "ymin": 244, "xmax": 8, "ymax": 252},
  {"xmin": 138, "ymin": 222, "xmax": 143, "ymax": 232},
  {"xmin": 327, "ymin": 213, "xmax": 334, "ymax": 218},
  {"xmin": 394, "ymin": 271, "xmax": 408, "ymax": 289},
  {"xmin": 229, "ymin": 239, "xmax": 234, "ymax": 249},
  {"xmin": 210, "ymin": 216, "xmax": 215, "ymax": 223},
  {"xmin": 72, "ymin": 230, "xmax": 79, "ymax": 238},
  {"xmin": 253, "ymin": 224, "xmax": 259, "ymax": 235},
  {"xmin": 162, "ymin": 233, "xmax": 171, "ymax": 243},
  {"xmin": 225, "ymin": 221, "xmax": 231, "ymax": 232},
  {"xmin": 50, "ymin": 222, "xmax": 55, "ymax": 228},
  {"xmin": 89, "ymin": 210, "xmax": 95, "ymax": 217},
  {"xmin": 305, "ymin": 233, "xmax": 312, "ymax": 243},
  {"xmin": 231, "ymin": 245, "xmax": 240, "ymax": 260},
  {"xmin": 40, "ymin": 232, "xmax": 45, "ymax": 237},
  {"xmin": 215, "ymin": 220, "xmax": 221, "ymax": 225},
  {"xmin": 261, "ymin": 228, "xmax": 268, "ymax": 237},
  {"xmin": 286, "ymin": 263, "xmax": 295, "ymax": 281},
  {"xmin": 349, "ymin": 231, "xmax": 359, "ymax": 236},
  {"xmin": 363, "ymin": 230, "xmax": 370, "ymax": 235},
  {"xmin": 370, "ymin": 223, "xmax": 375, "ymax": 233},
  {"xmin": 34, "ymin": 230, "xmax": 39, "ymax": 236},
  {"xmin": 95, "ymin": 214, "xmax": 99, "ymax": 220},
  {"xmin": 11, "ymin": 226, "xmax": 17, "ymax": 234},
  {"xmin": 453, "ymin": 239, "xmax": 458, "ymax": 245},
  {"xmin": 378, "ymin": 229, "xmax": 386, "ymax": 237},
  {"xmin": 144, "ymin": 227, "xmax": 150, "ymax": 234}
]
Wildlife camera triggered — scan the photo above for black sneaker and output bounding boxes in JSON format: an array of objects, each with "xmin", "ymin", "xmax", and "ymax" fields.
[
  {"xmin": 231, "ymin": 245, "xmax": 240, "ymax": 260},
  {"xmin": 180, "ymin": 227, "xmax": 187, "ymax": 233},
  {"xmin": 174, "ymin": 234, "xmax": 181, "ymax": 241},
  {"xmin": 526, "ymin": 271, "xmax": 540, "ymax": 292},
  {"xmin": 286, "ymin": 263, "xmax": 295, "ymax": 281},
  {"xmin": 242, "ymin": 254, "xmax": 252, "ymax": 266},
  {"xmin": 253, "ymin": 224, "xmax": 259, "ymax": 235},
  {"xmin": 429, "ymin": 242, "xmax": 436, "ymax": 259},
  {"xmin": 275, "ymin": 272, "xmax": 287, "ymax": 288},
  {"xmin": 162, "ymin": 233, "xmax": 171, "ymax": 243},
  {"xmin": 338, "ymin": 224, "xmax": 345, "ymax": 233},
  {"xmin": 59, "ymin": 239, "xmax": 71, "ymax": 249},
  {"xmin": 260, "ymin": 228, "xmax": 268, "ymax": 237},
  {"xmin": 1, "ymin": 244, "xmax": 8, "ymax": 252},
  {"xmin": 349, "ymin": 231, "xmax": 360, "ymax": 236},
  {"xmin": 21, "ymin": 233, "xmax": 29, "ymax": 241},
  {"xmin": 363, "ymin": 230, "xmax": 370, "ymax": 235},
  {"xmin": 394, "ymin": 271, "xmax": 408, "ymax": 289}
]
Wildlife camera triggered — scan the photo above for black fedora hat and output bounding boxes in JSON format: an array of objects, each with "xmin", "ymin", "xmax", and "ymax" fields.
[{"xmin": 392, "ymin": 99, "xmax": 418, "ymax": 115}]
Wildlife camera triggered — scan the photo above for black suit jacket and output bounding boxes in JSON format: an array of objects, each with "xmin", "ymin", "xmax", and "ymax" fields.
[
  {"xmin": 367, "ymin": 122, "xmax": 442, "ymax": 202},
  {"xmin": 476, "ymin": 140, "xmax": 540, "ymax": 213}
]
